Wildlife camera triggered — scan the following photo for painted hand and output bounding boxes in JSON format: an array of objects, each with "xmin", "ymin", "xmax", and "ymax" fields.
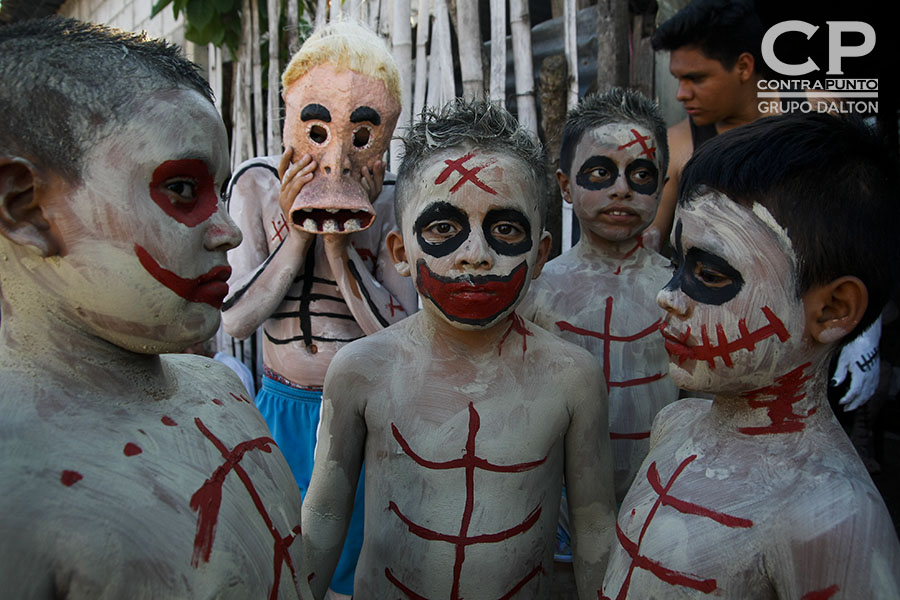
[
  {"xmin": 277, "ymin": 146, "xmax": 316, "ymax": 239},
  {"xmin": 831, "ymin": 315, "xmax": 881, "ymax": 411},
  {"xmin": 361, "ymin": 159, "xmax": 385, "ymax": 204}
]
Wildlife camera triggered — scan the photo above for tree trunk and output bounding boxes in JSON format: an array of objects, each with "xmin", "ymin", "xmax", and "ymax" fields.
[
  {"xmin": 390, "ymin": 0, "xmax": 412, "ymax": 169},
  {"xmin": 413, "ymin": 0, "xmax": 431, "ymax": 118},
  {"xmin": 630, "ymin": 9, "xmax": 657, "ymax": 99},
  {"xmin": 488, "ymin": 0, "xmax": 506, "ymax": 106},
  {"xmin": 595, "ymin": 0, "xmax": 629, "ymax": 92},
  {"xmin": 286, "ymin": 0, "xmax": 300, "ymax": 56},
  {"xmin": 538, "ymin": 53, "xmax": 568, "ymax": 257},
  {"xmin": 564, "ymin": 0, "xmax": 579, "ymax": 109},
  {"xmin": 251, "ymin": 0, "xmax": 265, "ymax": 155},
  {"xmin": 347, "ymin": 0, "xmax": 362, "ymax": 21},
  {"xmin": 456, "ymin": 0, "xmax": 484, "ymax": 99},
  {"xmin": 267, "ymin": 0, "xmax": 282, "ymax": 155},
  {"xmin": 208, "ymin": 44, "xmax": 224, "ymax": 116},
  {"xmin": 509, "ymin": 0, "xmax": 538, "ymax": 135}
]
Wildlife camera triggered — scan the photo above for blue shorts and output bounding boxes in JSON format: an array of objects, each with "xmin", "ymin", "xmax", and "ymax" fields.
[{"xmin": 256, "ymin": 376, "xmax": 364, "ymax": 595}]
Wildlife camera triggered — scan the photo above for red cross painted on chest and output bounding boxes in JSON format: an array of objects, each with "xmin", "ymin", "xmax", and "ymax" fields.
[{"xmin": 386, "ymin": 403, "xmax": 548, "ymax": 598}]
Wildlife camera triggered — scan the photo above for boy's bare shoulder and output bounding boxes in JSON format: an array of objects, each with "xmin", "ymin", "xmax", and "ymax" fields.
[
  {"xmin": 649, "ymin": 396, "xmax": 710, "ymax": 445},
  {"xmin": 522, "ymin": 318, "xmax": 602, "ymax": 374}
]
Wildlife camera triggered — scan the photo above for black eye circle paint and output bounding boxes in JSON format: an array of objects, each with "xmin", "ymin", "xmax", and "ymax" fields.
[
  {"xmin": 664, "ymin": 220, "xmax": 745, "ymax": 305},
  {"xmin": 625, "ymin": 159, "xmax": 659, "ymax": 195},
  {"xmin": 575, "ymin": 156, "xmax": 618, "ymax": 190},
  {"xmin": 414, "ymin": 201, "xmax": 470, "ymax": 258},
  {"xmin": 482, "ymin": 208, "xmax": 533, "ymax": 256}
]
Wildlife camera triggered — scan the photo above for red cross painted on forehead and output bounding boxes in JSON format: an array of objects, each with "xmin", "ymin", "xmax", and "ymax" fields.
[
  {"xmin": 435, "ymin": 152, "xmax": 498, "ymax": 195},
  {"xmin": 617, "ymin": 128, "xmax": 657, "ymax": 160}
]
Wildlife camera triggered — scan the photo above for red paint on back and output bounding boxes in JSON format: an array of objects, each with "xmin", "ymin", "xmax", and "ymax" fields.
[
  {"xmin": 162, "ymin": 416, "xmax": 178, "ymax": 426},
  {"xmin": 802, "ymin": 585, "xmax": 840, "ymax": 599},
  {"xmin": 124, "ymin": 443, "xmax": 143, "ymax": 456},
  {"xmin": 61, "ymin": 470, "xmax": 83, "ymax": 486}
]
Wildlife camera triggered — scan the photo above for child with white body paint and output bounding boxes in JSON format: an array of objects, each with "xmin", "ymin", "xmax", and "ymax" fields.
[
  {"xmin": 301, "ymin": 99, "xmax": 617, "ymax": 599},
  {"xmin": 602, "ymin": 113, "xmax": 900, "ymax": 599},
  {"xmin": 519, "ymin": 88, "xmax": 680, "ymax": 506},
  {"xmin": 0, "ymin": 19, "xmax": 311, "ymax": 599}
]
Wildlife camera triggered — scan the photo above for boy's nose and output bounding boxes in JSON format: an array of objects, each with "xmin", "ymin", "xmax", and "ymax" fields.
[
  {"xmin": 657, "ymin": 285, "xmax": 691, "ymax": 318},
  {"xmin": 610, "ymin": 172, "xmax": 632, "ymax": 198},
  {"xmin": 205, "ymin": 206, "xmax": 242, "ymax": 252},
  {"xmin": 456, "ymin": 228, "xmax": 493, "ymax": 271}
]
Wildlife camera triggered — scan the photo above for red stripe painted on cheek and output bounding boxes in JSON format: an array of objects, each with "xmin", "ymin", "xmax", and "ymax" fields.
[
  {"xmin": 150, "ymin": 159, "xmax": 218, "ymax": 227},
  {"xmin": 134, "ymin": 244, "xmax": 231, "ymax": 308}
]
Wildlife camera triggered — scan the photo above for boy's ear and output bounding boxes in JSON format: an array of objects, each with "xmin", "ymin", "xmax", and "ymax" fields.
[
  {"xmin": 0, "ymin": 157, "xmax": 60, "ymax": 257},
  {"xmin": 803, "ymin": 276, "xmax": 868, "ymax": 344},
  {"xmin": 386, "ymin": 229, "xmax": 410, "ymax": 277},
  {"xmin": 530, "ymin": 230, "xmax": 553, "ymax": 280},
  {"xmin": 736, "ymin": 52, "xmax": 755, "ymax": 82},
  {"xmin": 556, "ymin": 169, "xmax": 572, "ymax": 205}
]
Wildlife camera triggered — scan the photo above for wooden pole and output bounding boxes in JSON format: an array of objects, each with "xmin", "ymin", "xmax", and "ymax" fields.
[
  {"xmin": 595, "ymin": 0, "xmax": 629, "ymax": 93},
  {"xmin": 428, "ymin": 0, "xmax": 455, "ymax": 108},
  {"xmin": 251, "ymin": 0, "xmax": 265, "ymax": 155},
  {"xmin": 488, "ymin": 0, "xmax": 506, "ymax": 106},
  {"xmin": 509, "ymin": 0, "xmax": 537, "ymax": 134},
  {"xmin": 267, "ymin": 0, "xmax": 282, "ymax": 155},
  {"xmin": 456, "ymin": 0, "xmax": 484, "ymax": 99},
  {"xmin": 391, "ymin": 0, "xmax": 412, "ymax": 169},
  {"xmin": 315, "ymin": 0, "xmax": 327, "ymax": 28},
  {"xmin": 286, "ymin": 0, "xmax": 300, "ymax": 56},
  {"xmin": 413, "ymin": 0, "xmax": 431, "ymax": 118},
  {"xmin": 563, "ymin": 0, "xmax": 579, "ymax": 109}
]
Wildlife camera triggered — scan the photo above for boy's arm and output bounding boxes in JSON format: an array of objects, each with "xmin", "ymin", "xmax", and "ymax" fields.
[
  {"xmin": 322, "ymin": 177, "xmax": 418, "ymax": 335},
  {"xmin": 301, "ymin": 347, "xmax": 368, "ymax": 599},
  {"xmin": 564, "ymin": 352, "xmax": 617, "ymax": 597},
  {"xmin": 221, "ymin": 151, "xmax": 316, "ymax": 340}
]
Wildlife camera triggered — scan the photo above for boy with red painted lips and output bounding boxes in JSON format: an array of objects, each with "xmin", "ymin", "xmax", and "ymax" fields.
[
  {"xmin": 301, "ymin": 99, "xmax": 616, "ymax": 599},
  {"xmin": 602, "ymin": 114, "xmax": 900, "ymax": 598},
  {"xmin": 519, "ymin": 88, "xmax": 679, "ymax": 507},
  {"xmin": 0, "ymin": 19, "xmax": 311, "ymax": 599}
]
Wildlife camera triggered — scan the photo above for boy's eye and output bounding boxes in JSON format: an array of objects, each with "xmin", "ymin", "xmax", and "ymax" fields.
[
  {"xmin": 162, "ymin": 178, "xmax": 198, "ymax": 204},
  {"xmin": 491, "ymin": 221, "xmax": 526, "ymax": 243},
  {"xmin": 694, "ymin": 262, "xmax": 731, "ymax": 287},
  {"xmin": 587, "ymin": 166, "xmax": 612, "ymax": 183},
  {"xmin": 422, "ymin": 220, "xmax": 461, "ymax": 243}
]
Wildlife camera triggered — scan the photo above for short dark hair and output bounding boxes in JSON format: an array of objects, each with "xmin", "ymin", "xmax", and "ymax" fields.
[
  {"xmin": 558, "ymin": 87, "xmax": 669, "ymax": 188},
  {"xmin": 679, "ymin": 113, "xmax": 899, "ymax": 341},
  {"xmin": 652, "ymin": 0, "xmax": 768, "ymax": 75},
  {"xmin": 0, "ymin": 17, "xmax": 214, "ymax": 182},
  {"xmin": 396, "ymin": 98, "xmax": 549, "ymax": 228}
]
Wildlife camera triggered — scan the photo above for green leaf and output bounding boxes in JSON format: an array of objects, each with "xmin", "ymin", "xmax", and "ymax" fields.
[
  {"xmin": 214, "ymin": 0, "xmax": 232, "ymax": 14},
  {"xmin": 150, "ymin": 0, "xmax": 174, "ymax": 18},
  {"xmin": 186, "ymin": 0, "xmax": 215, "ymax": 28}
]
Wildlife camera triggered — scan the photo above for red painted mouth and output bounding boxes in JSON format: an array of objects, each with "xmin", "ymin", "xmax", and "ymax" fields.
[
  {"xmin": 659, "ymin": 322, "xmax": 695, "ymax": 365},
  {"xmin": 135, "ymin": 244, "xmax": 231, "ymax": 308},
  {"xmin": 416, "ymin": 260, "xmax": 528, "ymax": 326}
]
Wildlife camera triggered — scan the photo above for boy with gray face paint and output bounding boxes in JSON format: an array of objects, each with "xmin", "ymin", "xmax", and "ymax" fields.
[
  {"xmin": 301, "ymin": 99, "xmax": 616, "ymax": 599},
  {"xmin": 603, "ymin": 113, "xmax": 900, "ymax": 599},
  {"xmin": 520, "ymin": 87, "xmax": 680, "ymax": 509}
]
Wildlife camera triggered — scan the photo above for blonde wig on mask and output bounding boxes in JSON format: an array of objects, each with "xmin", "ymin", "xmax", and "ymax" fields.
[{"xmin": 281, "ymin": 21, "xmax": 401, "ymax": 104}]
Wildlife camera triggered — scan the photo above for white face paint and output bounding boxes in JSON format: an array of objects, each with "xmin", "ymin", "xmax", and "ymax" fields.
[
  {"xmin": 43, "ymin": 88, "xmax": 241, "ymax": 353},
  {"xmin": 398, "ymin": 148, "xmax": 546, "ymax": 330},
  {"xmin": 656, "ymin": 191, "xmax": 812, "ymax": 393},
  {"xmin": 568, "ymin": 122, "xmax": 662, "ymax": 248}
]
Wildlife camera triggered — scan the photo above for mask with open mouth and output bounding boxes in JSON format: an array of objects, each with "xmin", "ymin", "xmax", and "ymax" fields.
[{"xmin": 282, "ymin": 63, "xmax": 401, "ymax": 234}]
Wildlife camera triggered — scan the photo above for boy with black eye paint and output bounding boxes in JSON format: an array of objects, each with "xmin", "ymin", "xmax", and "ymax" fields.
[
  {"xmin": 602, "ymin": 113, "xmax": 900, "ymax": 599},
  {"xmin": 520, "ymin": 88, "xmax": 680, "ymax": 509},
  {"xmin": 300, "ymin": 99, "xmax": 616, "ymax": 599}
]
